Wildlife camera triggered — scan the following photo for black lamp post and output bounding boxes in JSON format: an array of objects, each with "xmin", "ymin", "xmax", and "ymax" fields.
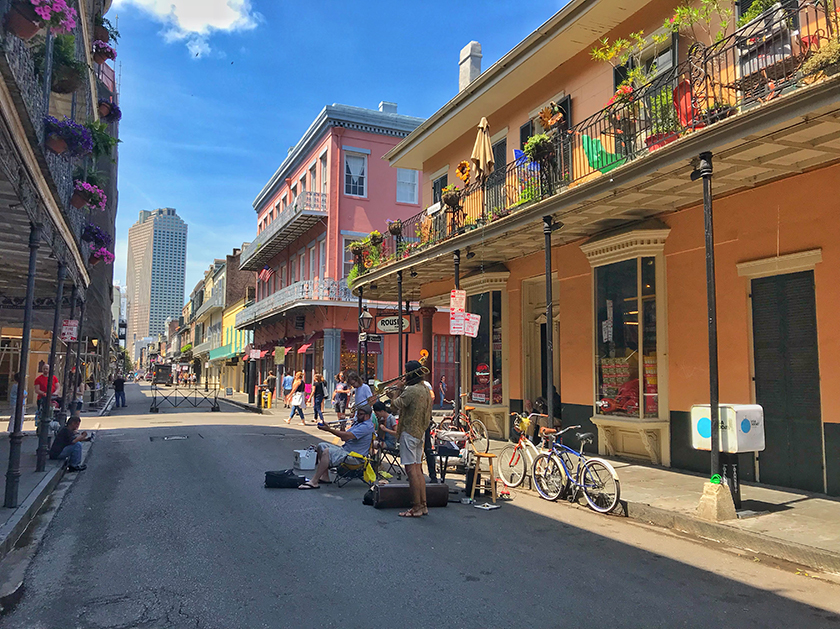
[{"xmin": 359, "ymin": 307, "xmax": 373, "ymax": 383}]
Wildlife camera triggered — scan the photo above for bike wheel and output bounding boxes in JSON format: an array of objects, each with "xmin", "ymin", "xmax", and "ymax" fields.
[
  {"xmin": 498, "ymin": 444, "xmax": 526, "ymax": 487},
  {"xmin": 470, "ymin": 419, "xmax": 490, "ymax": 453},
  {"xmin": 580, "ymin": 458, "xmax": 621, "ymax": 513},
  {"xmin": 437, "ymin": 417, "xmax": 454, "ymax": 432},
  {"xmin": 532, "ymin": 453, "xmax": 567, "ymax": 501}
]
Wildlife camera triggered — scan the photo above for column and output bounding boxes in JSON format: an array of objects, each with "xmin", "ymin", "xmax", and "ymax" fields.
[
  {"xmin": 418, "ymin": 307, "xmax": 436, "ymax": 384},
  {"xmin": 322, "ymin": 328, "xmax": 342, "ymax": 394}
]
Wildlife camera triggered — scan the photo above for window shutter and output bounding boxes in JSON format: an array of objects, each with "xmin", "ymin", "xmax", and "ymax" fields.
[{"xmin": 519, "ymin": 121, "xmax": 533, "ymax": 149}]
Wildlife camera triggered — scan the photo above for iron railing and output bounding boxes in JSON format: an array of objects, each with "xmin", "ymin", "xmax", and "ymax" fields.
[
  {"xmin": 194, "ymin": 289, "xmax": 224, "ymax": 319},
  {"xmin": 370, "ymin": 0, "xmax": 838, "ymax": 273},
  {"xmin": 235, "ymin": 278, "xmax": 352, "ymax": 328}
]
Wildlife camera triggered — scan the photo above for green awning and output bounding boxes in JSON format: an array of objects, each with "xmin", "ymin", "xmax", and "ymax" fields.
[{"xmin": 209, "ymin": 345, "xmax": 237, "ymax": 362}]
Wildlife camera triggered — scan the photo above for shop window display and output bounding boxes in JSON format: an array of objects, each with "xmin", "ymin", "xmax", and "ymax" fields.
[
  {"xmin": 468, "ymin": 291, "xmax": 503, "ymax": 405},
  {"xmin": 595, "ymin": 257, "xmax": 657, "ymax": 418}
]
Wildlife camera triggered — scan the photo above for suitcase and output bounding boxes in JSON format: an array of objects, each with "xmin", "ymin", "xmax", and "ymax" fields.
[
  {"xmin": 265, "ymin": 469, "xmax": 306, "ymax": 488},
  {"xmin": 372, "ymin": 482, "xmax": 449, "ymax": 509}
]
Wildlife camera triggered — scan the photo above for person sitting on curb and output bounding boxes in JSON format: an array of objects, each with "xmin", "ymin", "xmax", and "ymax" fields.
[
  {"xmin": 48, "ymin": 415, "xmax": 91, "ymax": 472},
  {"xmin": 298, "ymin": 406, "xmax": 375, "ymax": 490}
]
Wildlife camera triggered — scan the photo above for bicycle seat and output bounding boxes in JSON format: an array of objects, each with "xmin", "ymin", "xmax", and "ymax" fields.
[
  {"xmin": 539, "ymin": 427, "xmax": 557, "ymax": 435},
  {"xmin": 576, "ymin": 432, "xmax": 595, "ymax": 445},
  {"xmin": 464, "ymin": 406, "xmax": 475, "ymax": 412}
]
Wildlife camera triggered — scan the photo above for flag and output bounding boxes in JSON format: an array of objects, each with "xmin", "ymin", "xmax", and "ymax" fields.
[{"xmin": 258, "ymin": 266, "xmax": 274, "ymax": 282}]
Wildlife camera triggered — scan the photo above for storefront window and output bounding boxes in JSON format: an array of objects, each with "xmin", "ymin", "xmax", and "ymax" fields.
[
  {"xmin": 468, "ymin": 290, "xmax": 503, "ymax": 405},
  {"xmin": 595, "ymin": 257, "xmax": 657, "ymax": 418}
]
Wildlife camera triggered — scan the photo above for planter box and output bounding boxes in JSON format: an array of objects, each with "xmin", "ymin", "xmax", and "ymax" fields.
[{"xmin": 645, "ymin": 131, "xmax": 679, "ymax": 152}]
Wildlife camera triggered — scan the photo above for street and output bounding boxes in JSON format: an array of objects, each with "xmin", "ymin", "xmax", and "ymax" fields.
[{"xmin": 3, "ymin": 383, "xmax": 840, "ymax": 629}]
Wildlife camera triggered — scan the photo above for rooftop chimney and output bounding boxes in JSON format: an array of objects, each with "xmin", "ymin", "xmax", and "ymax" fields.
[
  {"xmin": 379, "ymin": 101, "xmax": 398, "ymax": 114},
  {"xmin": 459, "ymin": 41, "xmax": 482, "ymax": 92}
]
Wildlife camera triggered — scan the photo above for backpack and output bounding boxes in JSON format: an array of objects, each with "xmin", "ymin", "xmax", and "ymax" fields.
[{"xmin": 265, "ymin": 469, "xmax": 306, "ymax": 488}]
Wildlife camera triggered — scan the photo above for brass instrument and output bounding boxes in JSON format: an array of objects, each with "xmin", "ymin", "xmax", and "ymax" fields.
[{"xmin": 346, "ymin": 351, "xmax": 430, "ymax": 413}]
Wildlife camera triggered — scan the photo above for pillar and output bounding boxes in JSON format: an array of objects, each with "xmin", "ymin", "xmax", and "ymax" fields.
[
  {"xmin": 323, "ymin": 328, "xmax": 342, "ymax": 393},
  {"xmin": 419, "ymin": 307, "xmax": 436, "ymax": 384}
]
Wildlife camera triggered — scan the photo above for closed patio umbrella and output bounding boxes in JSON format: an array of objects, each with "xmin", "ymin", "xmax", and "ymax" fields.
[{"xmin": 470, "ymin": 117, "xmax": 494, "ymax": 183}]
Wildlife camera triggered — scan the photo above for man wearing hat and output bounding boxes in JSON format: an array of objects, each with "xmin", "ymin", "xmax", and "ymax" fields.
[{"xmin": 388, "ymin": 360, "xmax": 433, "ymax": 517}]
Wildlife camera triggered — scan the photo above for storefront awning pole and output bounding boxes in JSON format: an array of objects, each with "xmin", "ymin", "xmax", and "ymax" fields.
[
  {"xmin": 695, "ymin": 151, "xmax": 721, "ymax": 478},
  {"xmin": 543, "ymin": 216, "xmax": 562, "ymax": 436},
  {"xmin": 60, "ymin": 285, "xmax": 78, "ymax": 425},
  {"xmin": 37, "ymin": 263, "xmax": 65, "ymax": 472},
  {"xmin": 398, "ymin": 271, "xmax": 403, "ymax": 376},
  {"xmin": 357, "ymin": 286, "xmax": 363, "ymax": 376},
  {"xmin": 453, "ymin": 250, "xmax": 461, "ymax": 421},
  {"xmin": 405, "ymin": 300, "xmax": 410, "ymax": 360}
]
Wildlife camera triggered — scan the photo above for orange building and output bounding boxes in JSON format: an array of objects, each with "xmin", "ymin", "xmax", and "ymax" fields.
[{"xmin": 352, "ymin": 0, "xmax": 840, "ymax": 495}]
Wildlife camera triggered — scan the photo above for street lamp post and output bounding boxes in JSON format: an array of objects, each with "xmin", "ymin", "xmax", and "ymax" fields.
[{"xmin": 359, "ymin": 307, "xmax": 373, "ymax": 384}]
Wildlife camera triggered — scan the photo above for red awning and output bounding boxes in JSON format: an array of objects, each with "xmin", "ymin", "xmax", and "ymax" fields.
[{"xmin": 297, "ymin": 343, "xmax": 312, "ymax": 354}]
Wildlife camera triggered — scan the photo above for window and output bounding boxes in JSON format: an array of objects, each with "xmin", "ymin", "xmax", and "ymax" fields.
[
  {"xmin": 344, "ymin": 153, "xmax": 366, "ymax": 197},
  {"xmin": 281, "ymin": 194, "xmax": 288, "ymax": 211},
  {"xmin": 309, "ymin": 164, "xmax": 317, "ymax": 195},
  {"xmin": 397, "ymin": 169, "xmax": 419, "ymax": 204},
  {"xmin": 594, "ymin": 257, "xmax": 658, "ymax": 418},
  {"xmin": 299, "ymin": 254, "xmax": 305, "ymax": 283},
  {"xmin": 279, "ymin": 264, "xmax": 286, "ymax": 289},
  {"xmin": 613, "ymin": 35, "xmax": 677, "ymax": 91},
  {"xmin": 320, "ymin": 154, "xmax": 328, "ymax": 195},
  {"xmin": 519, "ymin": 120, "xmax": 533, "ymax": 150},
  {"xmin": 291, "ymin": 184, "xmax": 298, "ymax": 203},
  {"xmin": 308, "ymin": 246, "xmax": 317, "ymax": 281},
  {"xmin": 432, "ymin": 174, "xmax": 447, "ymax": 204},
  {"xmin": 319, "ymin": 240, "xmax": 326, "ymax": 279},
  {"xmin": 292, "ymin": 256, "xmax": 298, "ymax": 283},
  {"xmin": 468, "ymin": 291, "xmax": 503, "ymax": 405},
  {"xmin": 343, "ymin": 237, "xmax": 359, "ymax": 278},
  {"xmin": 300, "ymin": 174, "xmax": 307, "ymax": 193}
]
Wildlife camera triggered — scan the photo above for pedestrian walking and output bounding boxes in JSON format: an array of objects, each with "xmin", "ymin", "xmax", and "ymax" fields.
[
  {"xmin": 265, "ymin": 370, "xmax": 277, "ymax": 402},
  {"xmin": 282, "ymin": 371, "xmax": 293, "ymax": 408},
  {"xmin": 437, "ymin": 375, "xmax": 448, "ymax": 409},
  {"xmin": 113, "ymin": 374, "xmax": 126, "ymax": 408},
  {"xmin": 332, "ymin": 372, "xmax": 349, "ymax": 429},
  {"xmin": 308, "ymin": 373, "xmax": 326, "ymax": 424},
  {"xmin": 285, "ymin": 371, "xmax": 307, "ymax": 425}
]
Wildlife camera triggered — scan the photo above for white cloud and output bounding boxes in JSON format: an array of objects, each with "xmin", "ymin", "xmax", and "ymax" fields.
[{"xmin": 113, "ymin": 0, "xmax": 259, "ymax": 58}]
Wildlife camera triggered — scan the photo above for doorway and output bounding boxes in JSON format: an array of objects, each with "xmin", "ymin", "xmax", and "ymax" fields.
[{"xmin": 751, "ymin": 270, "xmax": 823, "ymax": 492}]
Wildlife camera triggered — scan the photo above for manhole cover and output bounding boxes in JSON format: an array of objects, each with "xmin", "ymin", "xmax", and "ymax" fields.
[{"xmin": 149, "ymin": 435, "xmax": 189, "ymax": 442}]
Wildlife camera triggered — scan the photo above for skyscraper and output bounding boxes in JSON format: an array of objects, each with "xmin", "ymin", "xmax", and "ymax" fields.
[{"xmin": 126, "ymin": 208, "xmax": 188, "ymax": 360}]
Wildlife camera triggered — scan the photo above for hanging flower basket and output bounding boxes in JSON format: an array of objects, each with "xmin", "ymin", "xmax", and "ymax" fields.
[
  {"xmin": 442, "ymin": 189, "xmax": 460, "ymax": 209},
  {"xmin": 92, "ymin": 40, "xmax": 117, "ymax": 65},
  {"xmin": 45, "ymin": 133, "xmax": 68, "ymax": 155},
  {"xmin": 51, "ymin": 63, "xmax": 84, "ymax": 94},
  {"xmin": 5, "ymin": 2, "xmax": 40, "ymax": 40},
  {"xmin": 72, "ymin": 179, "xmax": 107, "ymax": 211},
  {"xmin": 368, "ymin": 230, "xmax": 384, "ymax": 246},
  {"xmin": 98, "ymin": 101, "xmax": 112, "ymax": 118},
  {"xmin": 88, "ymin": 244, "xmax": 114, "ymax": 266},
  {"xmin": 387, "ymin": 220, "xmax": 402, "ymax": 236},
  {"xmin": 44, "ymin": 116, "xmax": 93, "ymax": 157},
  {"xmin": 348, "ymin": 242, "xmax": 365, "ymax": 256},
  {"xmin": 94, "ymin": 23, "xmax": 108, "ymax": 42},
  {"xmin": 81, "ymin": 222, "xmax": 111, "ymax": 248}
]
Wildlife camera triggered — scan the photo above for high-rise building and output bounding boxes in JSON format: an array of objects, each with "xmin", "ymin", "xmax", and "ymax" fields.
[{"xmin": 126, "ymin": 208, "xmax": 188, "ymax": 359}]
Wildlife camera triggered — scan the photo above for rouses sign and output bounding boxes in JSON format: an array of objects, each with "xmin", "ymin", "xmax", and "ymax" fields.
[{"xmin": 375, "ymin": 315, "xmax": 411, "ymax": 334}]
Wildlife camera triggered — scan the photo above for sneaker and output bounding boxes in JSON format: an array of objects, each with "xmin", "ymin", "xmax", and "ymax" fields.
[{"xmin": 67, "ymin": 464, "xmax": 87, "ymax": 472}]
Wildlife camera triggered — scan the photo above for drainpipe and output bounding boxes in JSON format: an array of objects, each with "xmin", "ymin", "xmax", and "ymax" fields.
[{"xmin": 37, "ymin": 263, "xmax": 65, "ymax": 471}]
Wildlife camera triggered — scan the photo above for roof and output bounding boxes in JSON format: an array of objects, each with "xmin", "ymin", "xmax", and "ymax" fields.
[{"xmin": 252, "ymin": 104, "xmax": 424, "ymax": 211}]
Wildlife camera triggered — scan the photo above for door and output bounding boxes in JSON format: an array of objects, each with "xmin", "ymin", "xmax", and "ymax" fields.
[
  {"xmin": 485, "ymin": 138, "xmax": 508, "ymax": 217},
  {"xmin": 751, "ymin": 270, "xmax": 823, "ymax": 492}
]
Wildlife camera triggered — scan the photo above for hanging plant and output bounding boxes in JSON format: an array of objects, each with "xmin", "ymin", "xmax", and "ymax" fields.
[
  {"xmin": 88, "ymin": 244, "xmax": 114, "ymax": 266},
  {"xmin": 387, "ymin": 219, "xmax": 402, "ymax": 236},
  {"xmin": 92, "ymin": 40, "xmax": 117, "ymax": 64},
  {"xmin": 94, "ymin": 14, "xmax": 119, "ymax": 43},
  {"xmin": 97, "ymin": 99, "xmax": 122, "ymax": 123},
  {"xmin": 71, "ymin": 179, "xmax": 107, "ymax": 211},
  {"xmin": 523, "ymin": 133, "xmax": 553, "ymax": 162},
  {"xmin": 347, "ymin": 241, "xmax": 365, "ymax": 256},
  {"xmin": 44, "ymin": 115, "xmax": 93, "ymax": 156},
  {"xmin": 33, "ymin": 34, "xmax": 87, "ymax": 94},
  {"xmin": 81, "ymin": 222, "xmax": 111, "ymax": 248},
  {"xmin": 441, "ymin": 183, "xmax": 461, "ymax": 209},
  {"xmin": 368, "ymin": 230, "xmax": 384, "ymax": 246},
  {"xmin": 84, "ymin": 120, "xmax": 120, "ymax": 160},
  {"xmin": 6, "ymin": 0, "xmax": 77, "ymax": 40}
]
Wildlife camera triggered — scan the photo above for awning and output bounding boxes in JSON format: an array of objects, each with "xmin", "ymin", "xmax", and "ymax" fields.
[
  {"xmin": 297, "ymin": 330, "xmax": 324, "ymax": 354},
  {"xmin": 209, "ymin": 344, "xmax": 236, "ymax": 362},
  {"xmin": 297, "ymin": 343, "xmax": 312, "ymax": 354},
  {"xmin": 342, "ymin": 330, "xmax": 381, "ymax": 355}
]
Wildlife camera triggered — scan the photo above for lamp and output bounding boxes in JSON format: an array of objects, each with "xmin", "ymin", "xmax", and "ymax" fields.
[
  {"xmin": 359, "ymin": 308, "xmax": 373, "ymax": 331},
  {"xmin": 410, "ymin": 268, "xmax": 418, "ymax": 278}
]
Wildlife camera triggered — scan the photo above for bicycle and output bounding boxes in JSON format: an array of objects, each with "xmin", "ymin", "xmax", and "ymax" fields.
[
  {"xmin": 498, "ymin": 412, "xmax": 550, "ymax": 487},
  {"xmin": 532, "ymin": 425, "xmax": 621, "ymax": 513},
  {"xmin": 434, "ymin": 392, "xmax": 489, "ymax": 453}
]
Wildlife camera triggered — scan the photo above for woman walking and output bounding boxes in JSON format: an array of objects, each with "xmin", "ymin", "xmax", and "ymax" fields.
[
  {"xmin": 331, "ymin": 372, "xmax": 349, "ymax": 430},
  {"xmin": 285, "ymin": 371, "xmax": 307, "ymax": 425},
  {"xmin": 308, "ymin": 373, "xmax": 326, "ymax": 424}
]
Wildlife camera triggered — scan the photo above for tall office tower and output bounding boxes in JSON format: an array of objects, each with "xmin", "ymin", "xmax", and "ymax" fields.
[{"xmin": 126, "ymin": 208, "xmax": 188, "ymax": 360}]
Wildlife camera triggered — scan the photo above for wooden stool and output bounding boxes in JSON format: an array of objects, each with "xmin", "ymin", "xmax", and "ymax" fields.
[{"xmin": 470, "ymin": 452, "xmax": 498, "ymax": 504}]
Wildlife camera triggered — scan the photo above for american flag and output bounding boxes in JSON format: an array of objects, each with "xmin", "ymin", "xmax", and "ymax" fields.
[{"xmin": 258, "ymin": 266, "xmax": 274, "ymax": 282}]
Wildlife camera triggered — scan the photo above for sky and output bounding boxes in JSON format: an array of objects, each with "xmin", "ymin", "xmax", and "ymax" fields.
[{"xmin": 112, "ymin": 0, "xmax": 569, "ymax": 295}]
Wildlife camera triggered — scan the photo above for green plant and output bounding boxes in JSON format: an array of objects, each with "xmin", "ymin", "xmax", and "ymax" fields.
[
  {"xmin": 665, "ymin": 0, "xmax": 733, "ymax": 43},
  {"xmin": 647, "ymin": 89, "xmax": 680, "ymax": 135},
  {"xmin": 523, "ymin": 133, "xmax": 552, "ymax": 162},
  {"xmin": 33, "ymin": 34, "xmax": 87, "ymax": 89},
  {"xmin": 180, "ymin": 343, "xmax": 192, "ymax": 353},
  {"xmin": 590, "ymin": 31, "xmax": 670, "ymax": 90},
  {"xmin": 737, "ymin": 0, "xmax": 777, "ymax": 27},
  {"xmin": 801, "ymin": 37, "xmax": 840, "ymax": 76},
  {"xmin": 95, "ymin": 14, "xmax": 120, "ymax": 42},
  {"xmin": 73, "ymin": 167, "xmax": 109, "ymax": 189},
  {"xmin": 347, "ymin": 264, "xmax": 360, "ymax": 287},
  {"xmin": 84, "ymin": 120, "xmax": 120, "ymax": 160}
]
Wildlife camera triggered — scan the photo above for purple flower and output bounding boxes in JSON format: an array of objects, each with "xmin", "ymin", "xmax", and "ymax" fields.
[
  {"xmin": 74, "ymin": 179, "xmax": 107, "ymax": 211},
  {"xmin": 45, "ymin": 115, "xmax": 93, "ymax": 157},
  {"xmin": 92, "ymin": 40, "xmax": 117, "ymax": 60}
]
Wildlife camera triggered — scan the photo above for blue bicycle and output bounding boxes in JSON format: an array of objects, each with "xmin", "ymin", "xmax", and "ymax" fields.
[{"xmin": 531, "ymin": 425, "xmax": 621, "ymax": 513}]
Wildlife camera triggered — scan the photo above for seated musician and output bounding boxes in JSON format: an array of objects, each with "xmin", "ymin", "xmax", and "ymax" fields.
[
  {"xmin": 298, "ymin": 406, "xmax": 375, "ymax": 490},
  {"xmin": 373, "ymin": 401, "xmax": 398, "ymax": 450}
]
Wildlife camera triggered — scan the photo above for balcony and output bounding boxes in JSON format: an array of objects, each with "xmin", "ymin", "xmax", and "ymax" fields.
[
  {"xmin": 194, "ymin": 289, "xmax": 224, "ymax": 320},
  {"xmin": 355, "ymin": 0, "xmax": 840, "ymax": 297},
  {"xmin": 192, "ymin": 339, "xmax": 214, "ymax": 356},
  {"xmin": 240, "ymin": 191, "xmax": 328, "ymax": 271},
  {"xmin": 235, "ymin": 278, "xmax": 352, "ymax": 328}
]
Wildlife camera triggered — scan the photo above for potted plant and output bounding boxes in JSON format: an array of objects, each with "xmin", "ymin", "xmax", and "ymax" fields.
[
  {"xmin": 94, "ymin": 14, "xmax": 119, "ymax": 43},
  {"xmin": 702, "ymin": 101, "xmax": 737, "ymax": 124},
  {"xmin": 92, "ymin": 40, "xmax": 117, "ymax": 65},
  {"xmin": 368, "ymin": 230, "xmax": 383, "ymax": 246},
  {"xmin": 34, "ymin": 34, "xmax": 87, "ymax": 94},
  {"xmin": 44, "ymin": 115, "xmax": 93, "ymax": 156},
  {"xmin": 523, "ymin": 133, "xmax": 553, "ymax": 162},
  {"xmin": 800, "ymin": 37, "xmax": 840, "ymax": 79},
  {"xmin": 71, "ymin": 179, "xmax": 107, "ymax": 210},
  {"xmin": 441, "ymin": 184, "xmax": 461, "ymax": 209},
  {"xmin": 81, "ymin": 222, "xmax": 111, "ymax": 248},
  {"xmin": 97, "ymin": 99, "xmax": 122, "ymax": 123},
  {"xmin": 5, "ymin": 0, "xmax": 77, "ymax": 41},
  {"xmin": 347, "ymin": 241, "xmax": 365, "ymax": 257},
  {"xmin": 84, "ymin": 120, "xmax": 119, "ymax": 159},
  {"xmin": 644, "ymin": 90, "xmax": 681, "ymax": 151},
  {"xmin": 387, "ymin": 219, "xmax": 402, "ymax": 236},
  {"xmin": 88, "ymin": 244, "xmax": 114, "ymax": 267}
]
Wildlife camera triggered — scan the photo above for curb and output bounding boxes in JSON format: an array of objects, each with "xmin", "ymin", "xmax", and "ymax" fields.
[
  {"xmin": 98, "ymin": 394, "xmax": 115, "ymax": 416},
  {"xmin": 218, "ymin": 397, "xmax": 263, "ymax": 414},
  {"xmin": 624, "ymin": 500, "xmax": 840, "ymax": 573}
]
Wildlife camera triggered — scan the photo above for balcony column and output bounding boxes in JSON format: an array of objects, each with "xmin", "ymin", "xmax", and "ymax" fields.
[
  {"xmin": 453, "ymin": 250, "xmax": 461, "ymax": 420},
  {"xmin": 5, "ymin": 223, "xmax": 41, "ymax": 509},
  {"xmin": 60, "ymin": 285, "xmax": 78, "ymax": 426},
  {"xmin": 542, "ymin": 216, "xmax": 563, "ymax": 441},
  {"xmin": 323, "ymin": 329, "xmax": 342, "ymax": 395},
  {"xmin": 397, "ymin": 271, "xmax": 403, "ymax": 377},
  {"xmin": 72, "ymin": 300, "xmax": 86, "ymax": 408},
  {"xmin": 37, "ymin": 262, "xmax": 66, "ymax": 471},
  {"xmin": 357, "ymin": 286, "xmax": 363, "ymax": 375},
  {"xmin": 419, "ymin": 307, "xmax": 436, "ymax": 385}
]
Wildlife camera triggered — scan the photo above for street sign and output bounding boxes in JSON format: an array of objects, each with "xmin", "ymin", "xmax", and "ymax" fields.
[
  {"xmin": 60, "ymin": 319, "xmax": 78, "ymax": 343},
  {"xmin": 367, "ymin": 334, "xmax": 383, "ymax": 343},
  {"xmin": 250, "ymin": 349, "xmax": 261, "ymax": 360},
  {"xmin": 358, "ymin": 332, "xmax": 368, "ymax": 343},
  {"xmin": 449, "ymin": 289, "xmax": 466, "ymax": 311},
  {"xmin": 449, "ymin": 310, "xmax": 465, "ymax": 336},
  {"xmin": 464, "ymin": 313, "xmax": 481, "ymax": 338},
  {"xmin": 374, "ymin": 315, "xmax": 411, "ymax": 334}
]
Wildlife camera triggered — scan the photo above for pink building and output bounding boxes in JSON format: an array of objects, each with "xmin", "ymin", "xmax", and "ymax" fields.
[{"xmin": 236, "ymin": 102, "xmax": 441, "ymax": 386}]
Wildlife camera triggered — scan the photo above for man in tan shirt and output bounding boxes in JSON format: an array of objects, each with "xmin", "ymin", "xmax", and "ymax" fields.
[{"xmin": 389, "ymin": 360, "xmax": 433, "ymax": 517}]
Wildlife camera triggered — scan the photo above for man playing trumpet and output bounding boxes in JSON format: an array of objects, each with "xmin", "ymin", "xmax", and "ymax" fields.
[{"xmin": 388, "ymin": 360, "xmax": 433, "ymax": 517}]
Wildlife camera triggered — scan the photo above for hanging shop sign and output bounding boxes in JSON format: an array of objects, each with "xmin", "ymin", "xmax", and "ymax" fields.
[
  {"xmin": 464, "ymin": 313, "xmax": 481, "ymax": 338},
  {"xmin": 274, "ymin": 346, "xmax": 285, "ymax": 364},
  {"xmin": 375, "ymin": 315, "xmax": 411, "ymax": 334},
  {"xmin": 60, "ymin": 319, "xmax": 78, "ymax": 343}
]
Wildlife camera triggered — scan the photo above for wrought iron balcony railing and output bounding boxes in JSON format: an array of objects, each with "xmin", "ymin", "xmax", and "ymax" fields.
[
  {"xmin": 235, "ymin": 278, "xmax": 352, "ymax": 328},
  {"xmin": 240, "ymin": 191, "xmax": 328, "ymax": 271},
  {"xmin": 194, "ymin": 289, "xmax": 224, "ymax": 319},
  {"xmin": 368, "ymin": 0, "xmax": 838, "ymax": 273}
]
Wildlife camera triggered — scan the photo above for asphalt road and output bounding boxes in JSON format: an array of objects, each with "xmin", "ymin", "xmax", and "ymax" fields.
[{"xmin": 3, "ymin": 383, "xmax": 840, "ymax": 628}]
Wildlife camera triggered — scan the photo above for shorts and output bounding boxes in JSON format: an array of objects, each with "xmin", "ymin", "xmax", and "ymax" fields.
[
  {"xmin": 399, "ymin": 432, "xmax": 424, "ymax": 466},
  {"xmin": 334, "ymin": 399, "xmax": 347, "ymax": 414},
  {"xmin": 318, "ymin": 443, "xmax": 349, "ymax": 467}
]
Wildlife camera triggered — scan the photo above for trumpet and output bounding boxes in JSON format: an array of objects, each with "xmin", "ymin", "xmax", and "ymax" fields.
[{"xmin": 346, "ymin": 351, "xmax": 430, "ymax": 413}]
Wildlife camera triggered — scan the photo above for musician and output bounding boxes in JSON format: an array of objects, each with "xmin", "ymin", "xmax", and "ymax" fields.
[
  {"xmin": 388, "ymin": 360, "xmax": 433, "ymax": 517},
  {"xmin": 298, "ymin": 406, "xmax": 375, "ymax": 490},
  {"xmin": 346, "ymin": 371, "xmax": 375, "ymax": 416}
]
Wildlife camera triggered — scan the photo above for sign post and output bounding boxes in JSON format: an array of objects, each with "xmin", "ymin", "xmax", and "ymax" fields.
[{"xmin": 60, "ymin": 319, "xmax": 78, "ymax": 343}]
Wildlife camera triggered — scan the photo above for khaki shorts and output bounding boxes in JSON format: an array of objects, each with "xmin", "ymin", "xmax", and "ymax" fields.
[{"xmin": 399, "ymin": 432, "xmax": 424, "ymax": 466}]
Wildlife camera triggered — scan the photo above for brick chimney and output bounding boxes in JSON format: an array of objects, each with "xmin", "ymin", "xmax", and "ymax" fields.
[{"xmin": 459, "ymin": 41, "xmax": 482, "ymax": 91}]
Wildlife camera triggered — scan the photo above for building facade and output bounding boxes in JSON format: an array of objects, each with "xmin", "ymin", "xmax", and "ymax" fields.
[
  {"xmin": 235, "ymin": 102, "xmax": 428, "ymax": 387},
  {"xmin": 126, "ymin": 208, "xmax": 188, "ymax": 360},
  {"xmin": 352, "ymin": 1, "xmax": 840, "ymax": 496}
]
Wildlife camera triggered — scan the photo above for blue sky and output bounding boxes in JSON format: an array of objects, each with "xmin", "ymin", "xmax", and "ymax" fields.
[{"xmin": 112, "ymin": 0, "xmax": 567, "ymax": 294}]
